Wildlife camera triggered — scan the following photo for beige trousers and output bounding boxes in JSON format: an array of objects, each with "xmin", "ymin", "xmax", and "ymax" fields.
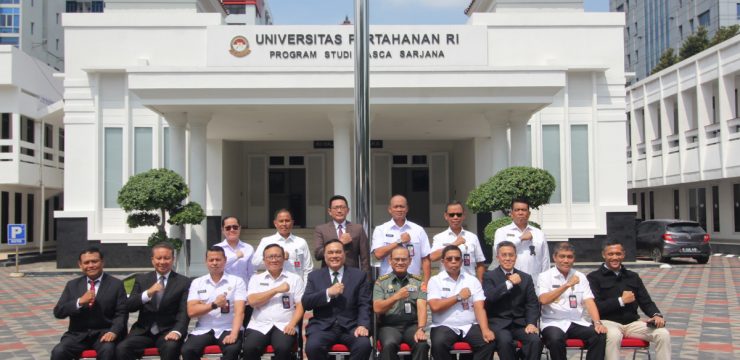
[{"xmin": 603, "ymin": 319, "xmax": 671, "ymax": 360}]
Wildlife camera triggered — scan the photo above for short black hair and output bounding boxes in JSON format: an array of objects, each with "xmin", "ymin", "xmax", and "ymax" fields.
[
  {"xmin": 445, "ymin": 200, "xmax": 465, "ymax": 212},
  {"xmin": 206, "ymin": 245, "xmax": 226, "ymax": 258},
  {"xmin": 273, "ymin": 208, "xmax": 292, "ymax": 220},
  {"xmin": 151, "ymin": 242, "xmax": 175, "ymax": 257},
  {"xmin": 323, "ymin": 239, "xmax": 344, "ymax": 254},
  {"xmin": 263, "ymin": 243, "xmax": 284, "ymax": 256},
  {"xmin": 441, "ymin": 245, "xmax": 461, "ymax": 259},
  {"xmin": 79, "ymin": 247, "xmax": 103, "ymax": 261},
  {"xmin": 552, "ymin": 242, "xmax": 575, "ymax": 257},
  {"xmin": 602, "ymin": 239, "xmax": 624, "ymax": 251},
  {"xmin": 328, "ymin": 195, "xmax": 348, "ymax": 208},
  {"xmin": 221, "ymin": 215, "xmax": 240, "ymax": 227},
  {"xmin": 496, "ymin": 240, "xmax": 516, "ymax": 253},
  {"xmin": 511, "ymin": 198, "xmax": 530, "ymax": 210}
]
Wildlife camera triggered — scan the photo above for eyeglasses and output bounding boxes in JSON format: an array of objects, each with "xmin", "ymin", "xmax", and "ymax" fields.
[
  {"xmin": 444, "ymin": 256, "xmax": 462, "ymax": 262},
  {"xmin": 330, "ymin": 206, "xmax": 348, "ymax": 210},
  {"xmin": 224, "ymin": 225, "xmax": 240, "ymax": 231},
  {"xmin": 265, "ymin": 255, "xmax": 284, "ymax": 260},
  {"xmin": 447, "ymin": 213, "xmax": 463, "ymax": 218}
]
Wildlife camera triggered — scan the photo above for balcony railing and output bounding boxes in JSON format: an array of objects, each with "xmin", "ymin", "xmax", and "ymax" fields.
[
  {"xmin": 0, "ymin": 139, "xmax": 64, "ymax": 169},
  {"xmin": 705, "ymin": 123, "xmax": 720, "ymax": 144},
  {"xmin": 685, "ymin": 129, "xmax": 698, "ymax": 149}
]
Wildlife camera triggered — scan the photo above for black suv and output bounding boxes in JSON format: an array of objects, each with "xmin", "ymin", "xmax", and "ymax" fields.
[{"xmin": 635, "ymin": 219, "xmax": 711, "ymax": 264}]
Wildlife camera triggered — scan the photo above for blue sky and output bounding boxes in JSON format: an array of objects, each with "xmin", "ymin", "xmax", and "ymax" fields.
[{"xmin": 268, "ymin": 0, "xmax": 609, "ymax": 25}]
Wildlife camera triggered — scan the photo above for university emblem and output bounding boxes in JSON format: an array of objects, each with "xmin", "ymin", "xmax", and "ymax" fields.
[{"xmin": 229, "ymin": 35, "xmax": 251, "ymax": 57}]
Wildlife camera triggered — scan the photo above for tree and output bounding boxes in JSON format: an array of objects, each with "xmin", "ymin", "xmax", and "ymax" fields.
[
  {"xmin": 466, "ymin": 166, "xmax": 556, "ymax": 244},
  {"xmin": 710, "ymin": 25, "xmax": 740, "ymax": 47},
  {"xmin": 679, "ymin": 26, "xmax": 709, "ymax": 60},
  {"xmin": 651, "ymin": 48, "xmax": 677, "ymax": 74},
  {"xmin": 117, "ymin": 168, "xmax": 205, "ymax": 250}
]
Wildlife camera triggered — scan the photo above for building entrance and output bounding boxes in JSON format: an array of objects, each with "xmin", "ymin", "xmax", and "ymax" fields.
[
  {"xmin": 392, "ymin": 167, "xmax": 430, "ymax": 227},
  {"xmin": 268, "ymin": 168, "xmax": 306, "ymax": 228}
]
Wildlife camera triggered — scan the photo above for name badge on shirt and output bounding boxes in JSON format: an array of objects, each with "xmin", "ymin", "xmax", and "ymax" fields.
[
  {"xmin": 568, "ymin": 294, "xmax": 578, "ymax": 308},
  {"xmin": 282, "ymin": 295, "xmax": 291, "ymax": 309},
  {"xmin": 552, "ymin": 285, "xmax": 560, "ymax": 288},
  {"xmin": 407, "ymin": 244, "xmax": 415, "ymax": 257},
  {"xmin": 442, "ymin": 287, "xmax": 450, "ymax": 291},
  {"xmin": 507, "ymin": 233, "xmax": 515, "ymax": 237},
  {"xmin": 463, "ymin": 253, "xmax": 471, "ymax": 266},
  {"xmin": 260, "ymin": 283, "xmax": 269, "ymax": 286},
  {"xmin": 386, "ymin": 234, "xmax": 394, "ymax": 237},
  {"xmin": 197, "ymin": 289, "xmax": 207, "ymax": 294},
  {"xmin": 404, "ymin": 302, "xmax": 412, "ymax": 314}
]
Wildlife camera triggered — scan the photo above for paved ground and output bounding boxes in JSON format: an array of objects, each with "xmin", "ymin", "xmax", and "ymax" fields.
[{"xmin": 1, "ymin": 256, "xmax": 739, "ymax": 359}]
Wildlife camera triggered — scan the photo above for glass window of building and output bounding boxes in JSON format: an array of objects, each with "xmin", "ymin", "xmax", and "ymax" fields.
[
  {"xmin": 698, "ymin": 10, "xmax": 710, "ymax": 27},
  {"xmin": 542, "ymin": 125, "xmax": 561, "ymax": 203},
  {"xmin": 20, "ymin": 116, "xmax": 34, "ymax": 143},
  {"xmin": 570, "ymin": 125, "xmax": 589, "ymax": 203},
  {"xmin": 0, "ymin": 7, "xmax": 20, "ymax": 34},
  {"xmin": 134, "ymin": 127, "xmax": 152, "ymax": 174},
  {"xmin": 104, "ymin": 128, "xmax": 123, "ymax": 208}
]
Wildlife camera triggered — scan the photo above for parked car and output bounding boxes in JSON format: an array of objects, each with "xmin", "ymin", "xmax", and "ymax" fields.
[{"xmin": 635, "ymin": 219, "xmax": 711, "ymax": 264}]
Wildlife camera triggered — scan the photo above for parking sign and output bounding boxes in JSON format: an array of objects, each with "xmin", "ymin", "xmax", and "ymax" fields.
[{"xmin": 7, "ymin": 224, "xmax": 26, "ymax": 246}]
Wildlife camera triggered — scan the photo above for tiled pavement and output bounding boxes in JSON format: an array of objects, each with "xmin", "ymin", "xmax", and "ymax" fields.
[{"xmin": 1, "ymin": 257, "xmax": 740, "ymax": 359}]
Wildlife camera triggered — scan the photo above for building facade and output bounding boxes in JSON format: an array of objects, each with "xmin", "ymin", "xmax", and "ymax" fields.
[
  {"xmin": 56, "ymin": 0, "xmax": 632, "ymax": 271},
  {"xmin": 626, "ymin": 33, "xmax": 740, "ymax": 249},
  {"xmin": 612, "ymin": 0, "xmax": 740, "ymax": 83}
]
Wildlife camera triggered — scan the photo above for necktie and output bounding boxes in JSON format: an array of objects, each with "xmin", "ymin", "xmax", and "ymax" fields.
[
  {"xmin": 155, "ymin": 276, "xmax": 165, "ymax": 309},
  {"xmin": 337, "ymin": 224, "xmax": 344, "ymax": 238},
  {"xmin": 88, "ymin": 279, "xmax": 97, "ymax": 308},
  {"xmin": 506, "ymin": 272, "xmax": 512, "ymax": 279},
  {"xmin": 332, "ymin": 271, "xmax": 340, "ymax": 285}
]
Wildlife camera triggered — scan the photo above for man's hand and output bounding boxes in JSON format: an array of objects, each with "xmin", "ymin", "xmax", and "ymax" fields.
[
  {"xmin": 79, "ymin": 290, "xmax": 95, "ymax": 307},
  {"xmin": 481, "ymin": 328, "xmax": 495, "ymax": 342},
  {"xmin": 340, "ymin": 233, "xmax": 353, "ymax": 245},
  {"xmin": 594, "ymin": 323, "xmax": 607, "ymax": 334},
  {"xmin": 651, "ymin": 316, "xmax": 666, "ymax": 328},
  {"xmin": 566, "ymin": 275, "xmax": 580, "ymax": 289},
  {"xmin": 420, "ymin": 282, "xmax": 428, "ymax": 293},
  {"xmin": 164, "ymin": 332, "xmax": 181, "ymax": 341},
  {"xmin": 222, "ymin": 332, "xmax": 238, "ymax": 345},
  {"xmin": 508, "ymin": 273, "xmax": 522, "ymax": 286},
  {"xmin": 395, "ymin": 286, "xmax": 410, "ymax": 301},
  {"xmin": 400, "ymin": 232, "xmax": 411, "ymax": 244},
  {"xmin": 354, "ymin": 326, "xmax": 369, "ymax": 337},
  {"xmin": 452, "ymin": 236, "xmax": 466, "ymax": 247},
  {"xmin": 146, "ymin": 282, "xmax": 164, "ymax": 298},
  {"xmin": 283, "ymin": 324, "xmax": 297, "ymax": 336},
  {"xmin": 458, "ymin": 287, "xmax": 471, "ymax": 300},
  {"xmin": 275, "ymin": 282, "xmax": 290, "ymax": 294},
  {"xmin": 328, "ymin": 283, "xmax": 345, "ymax": 298},
  {"xmin": 213, "ymin": 293, "xmax": 228, "ymax": 309},
  {"xmin": 520, "ymin": 230, "xmax": 533, "ymax": 241},
  {"xmin": 524, "ymin": 324, "xmax": 539, "ymax": 334},
  {"xmin": 414, "ymin": 328, "xmax": 427, "ymax": 342},
  {"xmin": 236, "ymin": 250, "xmax": 244, "ymax": 259},
  {"xmin": 100, "ymin": 332, "xmax": 117, "ymax": 342},
  {"xmin": 621, "ymin": 290, "xmax": 635, "ymax": 304}
]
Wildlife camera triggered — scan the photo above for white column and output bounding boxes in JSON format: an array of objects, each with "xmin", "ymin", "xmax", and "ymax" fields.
[
  {"xmin": 329, "ymin": 112, "xmax": 353, "ymax": 217},
  {"xmin": 485, "ymin": 113, "xmax": 510, "ymax": 174},
  {"xmin": 187, "ymin": 112, "xmax": 210, "ymax": 276},
  {"xmin": 717, "ymin": 61, "xmax": 732, "ymax": 177},
  {"xmin": 163, "ymin": 112, "xmax": 187, "ymax": 266},
  {"xmin": 206, "ymin": 139, "xmax": 223, "ymax": 217},
  {"xmin": 509, "ymin": 118, "xmax": 529, "ymax": 166}
]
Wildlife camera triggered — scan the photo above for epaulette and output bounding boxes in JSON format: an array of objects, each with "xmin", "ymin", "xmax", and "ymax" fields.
[
  {"xmin": 377, "ymin": 274, "xmax": 391, "ymax": 281},
  {"xmin": 409, "ymin": 274, "xmax": 424, "ymax": 281}
]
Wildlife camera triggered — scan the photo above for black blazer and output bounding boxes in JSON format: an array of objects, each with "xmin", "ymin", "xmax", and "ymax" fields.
[
  {"xmin": 587, "ymin": 265, "xmax": 662, "ymax": 325},
  {"xmin": 302, "ymin": 266, "xmax": 371, "ymax": 335},
  {"xmin": 313, "ymin": 221, "xmax": 371, "ymax": 273},
  {"xmin": 482, "ymin": 267, "xmax": 539, "ymax": 329},
  {"xmin": 126, "ymin": 271, "xmax": 191, "ymax": 336},
  {"xmin": 53, "ymin": 273, "xmax": 128, "ymax": 337}
]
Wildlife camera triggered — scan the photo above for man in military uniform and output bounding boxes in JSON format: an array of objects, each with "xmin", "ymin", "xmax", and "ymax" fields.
[{"xmin": 373, "ymin": 246, "xmax": 429, "ymax": 360}]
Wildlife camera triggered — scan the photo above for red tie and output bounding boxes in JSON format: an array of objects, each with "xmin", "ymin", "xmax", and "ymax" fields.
[
  {"xmin": 88, "ymin": 279, "xmax": 97, "ymax": 308},
  {"xmin": 337, "ymin": 224, "xmax": 344, "ymax": 239}
]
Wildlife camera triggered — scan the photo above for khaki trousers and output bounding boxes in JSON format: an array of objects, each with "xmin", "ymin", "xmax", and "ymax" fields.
[{"xmin": 603, "ymin": 319, "xmax": 671, "ymax": 360}]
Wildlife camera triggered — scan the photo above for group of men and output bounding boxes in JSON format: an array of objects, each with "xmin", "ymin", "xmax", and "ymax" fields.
[{"xmin": 51, "ymin": 194, "xmax": 671, "ymax": 360}]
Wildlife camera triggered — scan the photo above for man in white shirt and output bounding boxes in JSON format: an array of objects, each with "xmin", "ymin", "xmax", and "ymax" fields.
[
  {"xmin": 243, "ymin": 244, "xmax": 305, "ymax": 360},
  {"xmin": 216, "ymin": 216, "xmax": 255, "ymax": 326},
  {"xmin": 181, "ymin": 246, "xmax": 247, "ymax": 360},
  {"xmin": 372, "ymin": 195, "xmax": 432, "ymax": 285},
  {"xmin": 493, "ymin": 198, "xmax": 550, "ymax": 283},
  {"xmin": 253, "ymin": 209, "xmax": 314, "ymax": 283},
  {"xmin": 431, "ymin": 200, "xmax": 486, "ymax": 282},
  {"xmin": 428, "ymin": 245, "xmax": 496, "ymax": 360},
  {"xmin": 537, "ymin": 242, "xmax": 606, "ymax": 360}
]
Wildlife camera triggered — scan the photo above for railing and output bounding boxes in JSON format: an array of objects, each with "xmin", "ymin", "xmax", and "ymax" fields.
[
  {"xmin": 651, "ymin": 138, "xmax": 662, "ymax": 155},
  {"xmin": 666, "ymin": 134, "xmax": 680, "ymax": 153},
  {"xmin": 705, "ymin": 123, "xmax": 720, "ymax": 144},
  {"xmin": 729, "ymin": 118, "xmax": 740, "ymax": 141},
  {"xmin": 0, "ymin": 139, "xmax": 64, "ymax": 169},
  {"xmin": 685, "ymin": 129, "xmax": 698, "ymax": 149}
]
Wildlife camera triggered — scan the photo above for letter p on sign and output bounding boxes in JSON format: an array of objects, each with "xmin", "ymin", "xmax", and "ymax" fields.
[{"xmin": 7, "ymin": 224, "xmax": 26, "ymax": 246}]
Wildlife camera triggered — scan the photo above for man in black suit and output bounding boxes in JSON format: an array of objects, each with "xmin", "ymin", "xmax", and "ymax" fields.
[
  {"xmin": 51, "ymin": 247, "xmax": 128, "ymax": 360},
  {"xmin": 483, "ymin": 241, "xmax": 543, "ymax": 360},
  {"xmin": 313, "ymin": 195, "xmax": 370, "ymax": 273},
  {"xmin": 302, "ymin": 239, "xmax": 372, "ymax": 360},
  {"xmin": 116, "ymin": 242, "xmax": 191, "ymax": 360}
]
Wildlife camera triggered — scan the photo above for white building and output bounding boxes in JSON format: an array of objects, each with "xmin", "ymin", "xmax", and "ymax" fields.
[
  {"xmin": 626, "ymin": 33, "xmax": 740, "ymax": 250},
  {"xmin": 55, "ymin": 0, "xmax": 632, "ymax": 270}
]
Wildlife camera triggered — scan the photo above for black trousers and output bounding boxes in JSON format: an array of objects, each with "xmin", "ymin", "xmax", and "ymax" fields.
[
  {"xmin": 305, "ymin": 324, "xmax": 372, "ymax": 360},
  {"xmin": 542, "ymin": 323, "xmax": 605, "ymax": 360},
  {"xmin": 489, "ymin": 324, "xmax": 542, "ymax": 360},
  {"xmin": 377, "ymin": 324, "xmax": 429, "ymax": 360},
  {"xmin": 242, "ymin": 326, "xmax": 297, "ymax": 360},
  {"xmin": 429, "ymin": 325, "xmax": 496, "ymax": 360},
  {"xmin": 181, "ymin": 330, "xmax": 242, "ymax": 360},
  {"xmin": 50, "ymin": 330, "xmax": 117, "ymax": 360},
  {"xmin": 115, "ymin": 329, "xmax": 183, "ymax": 360}
]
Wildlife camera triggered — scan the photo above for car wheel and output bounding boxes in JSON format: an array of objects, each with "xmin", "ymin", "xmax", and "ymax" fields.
[
  {"xmin": 650, "ymin": 247, "xmax": 664, "ymax": 263},
  {"xmin": 695, "ymin": 256, "xmax": 709, "ymax": 264}
]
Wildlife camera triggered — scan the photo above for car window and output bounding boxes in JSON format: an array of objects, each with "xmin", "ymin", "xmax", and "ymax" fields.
[{"xmin": 666, "ymin": 223, "xmax": 705, "ymax": 233}]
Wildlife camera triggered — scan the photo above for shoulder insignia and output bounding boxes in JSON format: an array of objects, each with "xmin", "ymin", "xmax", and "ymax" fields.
[
  {"xmin": 410, "ymin": 274, "xmax": 424, "ymax": 281},
  {"xmin": 377, "ymin": 274, "xmax": 391, "ymax": 281}
]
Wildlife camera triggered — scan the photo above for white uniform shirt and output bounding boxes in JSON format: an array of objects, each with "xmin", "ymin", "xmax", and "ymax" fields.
[
  {"xmin": 432, "ymin": 228, "xmax": 486, "ymax": 277},
  {"xmin": 427, "ymin": 270, "xmax": 485, "ymax": 336},
  {"xmin": 493, "ymin": 222, "xmax": 550, "ymax": 282},
  {"xmin": 252, "ymin": 232, "xmax": 314, "ymax": 283},
  {"xmin": 536, "ymin": 267, "xmax": 594, "ymax": 332},
  {"xmin": 246, "ymin": 270, "xmax": 305, "ymax": 335},
  {"xmin": 216, "ymin": 239, "xmax": 255, "ymax": 290},
  {"xmin": 187, "ymin": 273, "xmax": 248, "ymax": 338},
  {"xmin": 372, "ymin": 219, "xmax": 431, "ymax": 276}
]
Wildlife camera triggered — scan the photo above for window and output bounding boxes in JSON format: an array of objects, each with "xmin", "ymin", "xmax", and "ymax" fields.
[
  {"xmin": 734, "ymin": 184, "xmax": 740, "ymax": 232},
  {"xmin": 526, "ymin": 125, "xmax": 532, "ymax": 165},
  {"xmin": 14, "ymin": 192, "xmax": 21, "ymax": 223},
  {"xmin": 737, "ymin": 3, "xmax": 740, "ymax": 20},
  {"xmin": 679, "ymin": 25, "xmax": 683, "ymax": 40},
  {"xmin": 698, "ymin": 10, "xmax": 710, "ymax": 27},
  {"xmin": 649, "ymin": 191, "xmax": 655, "ymax": 219},
  {"xmin": 712, "ymin": 186, "xmax": 720, "ymax": 232},
  {"xmin": 674, "ymin": 189, "xmax": 680, "ymax": 219},
  {"xmin": 44, "ymin": 124, "xmax": 53, "ymax": 148},
  {"xmin": 712, "ymin": 96, "xmax": 717, "ymax": 124},
  {"xmin": 20, "ymin": 116, "xmax": 34, "ymax": 143},
  {"xmin": 104, "ymin": 128, "xmax": 123, "ymax": 208},
  {"xmin": 30, "ymin": 22, "xmax": 33, "ymax": 35},
  {"xmin": 631, "ymin": 192, "xmax": 637, "ymax": 206},
  {"xmin": 0, "ymin": 36, "xmax": 18, "ymax": 44},
  {"xmin": 56, "ymin": 13, "xmax": 59, "ymax": 24},
  {"xmin": 0, "ymin": 7, "xmax": 20, "ymax": 34},
  {"xmin": 617, "ymin": 4, "xmax": 624, "ymax": 12},
  {"xmin": 1, "ymin": 191, "xmax": 8, "ymax": 243},
  {"xmin": 626, "ymin": 26, "xmax": 630, "ymax": 38},
  {"xmin": 627, "ymin": 54, "xmax": 631, "ymax": 66},
  {"xmin": 134, "ymin": 127, "xmax": 152, "ymax": 174},
  {"xmin": 673, "ymin": 103, "xmax": 679, "ymax": 134},
  {"xmin": 162, "ymin": 127, "xmax": 170, "ymax": 169},
  {"xmin": 66, "ymin": 1, "xmax": 78, "ymax": 12},
  {"xmin": 1, "ymin": 113, "xmax": 10, "ymax": 139},
  {"xmin": 570, "ymin": 125, "xmax": 590, "ymax": 203},
  {"xmin": 640, "ymin": 192, "xmax": 645, "ymax": 219},
  {"xmin": 27, "ymin": 193, "xmax": 34, "ymax": 243},
  {"xmin": 58, "ymin": 128, "xmax": 64, "ymax": 151},
  {"xmin": 542, "ymin": 125, "xmax": 561, "ymax": 203},
  {"xmin": 690, "ymin": 19, "xmax": 694, "ymax": 33},
  {"xmin": 91, "ymin": 1, "xmax": 104, "ymax": 13},
  {"xmin": 55, "ymin": 38, "xmax": 59, "ymax": 50},
  {"xmin": 689, "ymin": 188, "xmax": 707, "ymax": 231}
]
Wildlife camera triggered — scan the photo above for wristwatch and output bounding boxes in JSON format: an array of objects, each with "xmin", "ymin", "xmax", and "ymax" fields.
[
  {"xmin": 593, "ymin": 320, "xmax": 602, "ymax": 325},
  {"xmin": 456, "ymin": 295, "xmax": 462, "ymax": 302},
  {"xmin": 211, "ymin": 302, "xmax": 218, "ymax": 310},
  {"xmin": 396, "ymin": 239, "xmax": 403, "ymax": 246}
]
